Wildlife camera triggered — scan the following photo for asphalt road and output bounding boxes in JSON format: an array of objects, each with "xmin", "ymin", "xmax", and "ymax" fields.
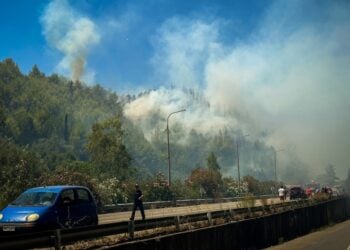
[
  {"xmin": 99, "ymin": 197, "xmax": 280, "ymax": 224},
  {"xmin": 267, "ymin": 219, "xmax": 350, "ymax": 250}
]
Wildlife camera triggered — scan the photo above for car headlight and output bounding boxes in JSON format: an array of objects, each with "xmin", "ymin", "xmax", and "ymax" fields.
[
  {"xmin": 0, "ymin": 213, "xmax": 3, "ymax": 220},
  {"xmin": 26, "ymin": 213, "xmax": 40, "ymax": 222}
]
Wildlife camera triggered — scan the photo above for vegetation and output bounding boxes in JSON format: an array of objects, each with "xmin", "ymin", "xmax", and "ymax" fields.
[{"xmin": 0, "ymin": 58, "xmax": 307, "ymax": 208}]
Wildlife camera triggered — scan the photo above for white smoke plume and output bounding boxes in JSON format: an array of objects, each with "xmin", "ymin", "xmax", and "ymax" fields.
[
  {"xmin": 41, "ymin": 0, "xmax": 100, "ymax": 82},
  {"xmin": 124, "ymin": 0, "xmax": 350, "ymax": 177}
]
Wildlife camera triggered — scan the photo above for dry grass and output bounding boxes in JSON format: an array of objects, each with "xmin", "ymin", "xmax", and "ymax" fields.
[
  {"xmin": 239, "ymin": 194, "xmax": 256, "ymax": 208},
  {"xmin": 312, "ymin": 193, "xmax": 331, "ymax": 202},
  {"xmin": 58, "ymin": 215, "xmax": 243, "ymax": 249},
  {"xmin": 260, "ymin": 198, "xmax": 269, "ymax": 207}
]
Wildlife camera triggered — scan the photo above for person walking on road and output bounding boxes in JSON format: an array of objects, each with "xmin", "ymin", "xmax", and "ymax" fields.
[
  {"xmin": 278, "ymin": 185, "xmax": 285, "ymax": 201},
  {"xmin": 130, "ymin": 184, "xmax": 146, "ymax": 220}
]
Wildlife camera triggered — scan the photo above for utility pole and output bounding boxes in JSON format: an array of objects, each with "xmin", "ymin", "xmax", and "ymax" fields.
[
  {"xmin": 274, "ymin": 149, "xmax": 284, "ymax": 183},
  {"xmin": 236, "ymin": 142, "xmax": 240, "ymax": 188}
]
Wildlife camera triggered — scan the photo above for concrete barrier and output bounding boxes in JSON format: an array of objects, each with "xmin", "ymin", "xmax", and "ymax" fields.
[{"xmin": 109, "ymin": 197, "xmax": 350, "ymax": 250}]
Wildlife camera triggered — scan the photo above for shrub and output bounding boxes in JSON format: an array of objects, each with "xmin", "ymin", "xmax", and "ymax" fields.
[{"xmin": 239, "ymin": 193, "xmax": 256, "ymax": 208}]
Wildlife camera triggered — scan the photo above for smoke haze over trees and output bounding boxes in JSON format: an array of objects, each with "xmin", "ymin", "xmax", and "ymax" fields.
[
  {"xmin": 0, "ymin": 57, "xmax": 348, "ymax": 207},
  {"xmin": 1, "ymin": 0, "xmax": 350, "ymax": 207},
  {"xmin": 123, "ymin": 2, "xmax": 350, "ymax": 179},
  {"xmin": 35, "ymin": 0, "xmax": 350, "ymax": 179},
  {"xmin": 0, "ymin": 59, "xmax": 329, "ymax": 180}
]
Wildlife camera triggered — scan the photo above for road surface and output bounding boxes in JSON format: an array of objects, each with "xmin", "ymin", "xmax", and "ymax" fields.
[{"xmin": 267, "ymin": 219, "xmax": 350, "ymax": 250}]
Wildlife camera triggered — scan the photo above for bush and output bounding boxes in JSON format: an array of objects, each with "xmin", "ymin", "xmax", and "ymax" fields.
[
  {"xmin": 312, "ymin": 192, "xmax": 331, "ymax": 201},
  {"xmin": 222, "ymin": 177, "xmax": 248, "ymax": 197},
  {"xmin": 39, "ymin": 168, "xmax": 101, "ymax": 205},
  {"xmin": 96, "ymin": 177, "xmax": 128, "ymax": 204},
  {"xmin": 142, "ymin": 172, "xmax": 174, "ymax": 201},
  {"xmin": 0, "ymin": 140, "xmax": 46, "ymax": 209},
  {"xmin": 240, "ymin": 193, "xmax": 256, "ymax": 208},
  {"xmin": 186, "ymin": 167, "xmax": 222, "ymax": 198}
]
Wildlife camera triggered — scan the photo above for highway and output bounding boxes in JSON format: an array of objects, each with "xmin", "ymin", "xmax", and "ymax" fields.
[
  {"xmin": 99, "ymin": 197, "xmax": 350, "ymax": 250},
  {"xmin": 1, "ymin": 197, "xmax": 345, "ymax": 250},
  {"xmin": 99, "ymin": 197, "xmax": 281, "ymax": 224}
]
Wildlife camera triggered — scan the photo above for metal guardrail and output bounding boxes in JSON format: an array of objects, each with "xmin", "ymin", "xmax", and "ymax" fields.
[
  {"xmin": 0, "ymin": 197, "xmax": 314, "ymax": 250},
  {"xmin": 100, "ymin": 195, "xmax": 276, "ymax": 213}
]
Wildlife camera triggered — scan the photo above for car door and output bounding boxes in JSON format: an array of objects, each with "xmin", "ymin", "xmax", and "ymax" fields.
[
  {"xmin": 57, "ymin": 188, "xmax": 75, "ymax": 228},
  {"xmin": 72, "ymin": 188, "xmax": 97, "ymax": 226}
]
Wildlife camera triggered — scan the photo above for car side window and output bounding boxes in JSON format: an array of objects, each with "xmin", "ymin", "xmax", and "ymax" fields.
[
  {"xmin": 76, "ymin": 188, "xmax": 92, "ymax": 204},
  {"xmin": 61, "ymin": 189, "xmax": 75, "ymax": 205}
]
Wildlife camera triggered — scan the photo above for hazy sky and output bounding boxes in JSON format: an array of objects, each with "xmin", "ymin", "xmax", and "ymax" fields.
[{"xmin": 1, "ymin": 0, "xmax": 350, "ymax": 178}]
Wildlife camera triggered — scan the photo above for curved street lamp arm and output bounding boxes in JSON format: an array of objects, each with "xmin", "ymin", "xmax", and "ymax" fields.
[{"xmin": 167, "ymin": 109, "xmax": 186, "ymax": 124}]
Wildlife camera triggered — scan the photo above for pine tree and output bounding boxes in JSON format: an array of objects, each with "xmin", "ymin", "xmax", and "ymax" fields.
[{"xmin": 207, "ymin": 152, "xmax": 220, "ymax": 172}]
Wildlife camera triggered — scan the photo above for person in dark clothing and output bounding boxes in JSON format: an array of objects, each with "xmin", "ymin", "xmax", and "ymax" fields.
[{"xmin": 130, "ymin": 184, "xmax": 145, "ymax": 220}]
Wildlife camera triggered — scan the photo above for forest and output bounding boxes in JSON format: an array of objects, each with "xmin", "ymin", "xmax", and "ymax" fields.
[{"xmin": 0, "ymin": 58, "xmax": 344, "ymax": 208}]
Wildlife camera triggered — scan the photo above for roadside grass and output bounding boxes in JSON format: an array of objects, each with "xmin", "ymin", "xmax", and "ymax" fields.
[{"xmin": 239, "ymin": 193, "xmax": 256, "ymax": 208}]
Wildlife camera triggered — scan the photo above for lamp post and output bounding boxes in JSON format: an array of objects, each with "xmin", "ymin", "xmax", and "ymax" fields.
[
  {"xmin": 236, "ymin": 134, "xmax": 249, "ymax": 189},
  {"xmin": 167, "ymin": 109, "xmax": 186, "ymax": 186},
  {"xmin": 274, "ymin": 149, "xmax": 284, "ymax": 183}
]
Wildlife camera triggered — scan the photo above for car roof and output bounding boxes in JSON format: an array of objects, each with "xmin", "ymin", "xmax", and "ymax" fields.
[{"xmin": 24, "ymin": 185, "xmax": 89, "ymax": 193}]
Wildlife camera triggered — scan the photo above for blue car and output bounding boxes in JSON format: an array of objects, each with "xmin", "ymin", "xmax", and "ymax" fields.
[{"xmin": 0, "ymin": 185, "xmax": 98, "ymax": 232}]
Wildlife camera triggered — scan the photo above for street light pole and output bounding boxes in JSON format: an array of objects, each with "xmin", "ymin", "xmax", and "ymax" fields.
[
  {"xmin": 236, "ymin": 134, "xmax": 249, "ymax": 190},
  {"xmin": 167, "ymin": 109, "xmax": 186, "ymax": 186},
  {"xmin": 274, "ymin": 149, "xmax": 284, "ymax": 183},
  {"xmin": 236, "ymin": 142, "xmax": 240, "ymax": 187},
  {"xmin": 274, "ymin": 151, "xmax": 277, "ymax": 183}
]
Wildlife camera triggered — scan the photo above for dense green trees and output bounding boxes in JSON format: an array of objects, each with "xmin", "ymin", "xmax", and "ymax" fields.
[
  {"xmin": 207, "ymin": 152, "xmax": 220, "ymax": 172},
  {"xmin": 0, "ymin": 58, "xmax": 129, "ymax": 207},
  {"xmin": 0, "ymin": 58, "xmax": 313, "ymax": 207},
  {"xmin": 0, "ymin": 138, "xmax": 46, "ymax": 208},
  {"xmin": 86, "ymin": 116, "xmax": 131, "ymax": 179}
]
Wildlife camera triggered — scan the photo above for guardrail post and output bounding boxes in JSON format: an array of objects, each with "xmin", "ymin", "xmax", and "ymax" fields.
[
  {"xmin": 54, "ymin": 229, "xmax": 62, "ymax": 250},
  {"xmin": 174, "ymin": 216, "xmax": 180, "ymax": 231},
  {"xmin": 247, "ymin": 207, "xmax": 252, "ymax": 217},
  {"xmin": 128, "ymin": 220, "xmax": 135, "ymax": 239},
  {"xmin": 229, "ymin": 209, "xmax": 235, "ymax": 220},
  {"xmin": 207, "ymin": 212, "xmax": 213, "ymax": 226}
]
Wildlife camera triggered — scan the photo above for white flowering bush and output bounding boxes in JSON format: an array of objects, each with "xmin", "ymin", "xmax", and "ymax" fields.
[
  {"xmin": 223, "ymin": 177, "xmax": 248, "ymax": 197},
  {"xmin": 97, "ymin": 177, "xmax": 128, "ymax": 204}
]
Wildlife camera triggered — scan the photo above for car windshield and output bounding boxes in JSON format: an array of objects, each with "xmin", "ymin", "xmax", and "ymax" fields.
[{"xmin": 10, "ymin": 191, "xmax": 58, "ymax": 206}]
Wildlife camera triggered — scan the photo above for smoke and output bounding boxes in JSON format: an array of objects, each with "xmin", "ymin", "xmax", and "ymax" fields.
[
  {"xmin": 41, "ymin": 0, "xmax": 100, "ymax": 82},
  {"xmin": 124, "ymin": 0, "xmax": 350, "ymax": 176},
  {"xmin": 124, "ymin": 87, "xmax": 237, "ymax": 137}
]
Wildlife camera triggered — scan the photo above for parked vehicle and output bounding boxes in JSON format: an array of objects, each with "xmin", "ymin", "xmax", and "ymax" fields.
[
  {"xmin": 0, "ymin": 185, "xmax": 98, "ymax": 232},
  {"xmin": 289, "ymin": 186, "xmax": 307, "ymax": 200}
]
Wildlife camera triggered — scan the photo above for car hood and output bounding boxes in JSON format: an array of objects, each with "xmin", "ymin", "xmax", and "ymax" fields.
[{"xmin": 0, "ymin": 206, "xmax": 49, "ymax": 223}]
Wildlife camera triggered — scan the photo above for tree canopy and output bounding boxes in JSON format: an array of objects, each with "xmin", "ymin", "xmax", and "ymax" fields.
[{"xmin": 0, "ymin": 58, "xmax": 319, "ymax": 206}]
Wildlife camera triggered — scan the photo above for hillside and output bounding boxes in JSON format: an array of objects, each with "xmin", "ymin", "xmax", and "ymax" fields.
[{"xmin": 0, "ymin": 58, "xmax": 310, "ymax": 206}]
